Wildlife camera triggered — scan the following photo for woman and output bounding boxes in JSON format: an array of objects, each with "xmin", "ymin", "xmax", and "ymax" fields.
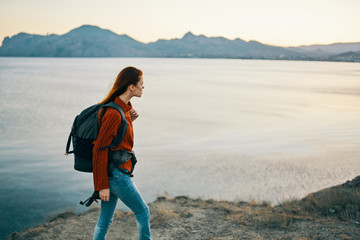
[{"xmin": 92, "ymin": 66, "xmax": 151, "ymax": 240}]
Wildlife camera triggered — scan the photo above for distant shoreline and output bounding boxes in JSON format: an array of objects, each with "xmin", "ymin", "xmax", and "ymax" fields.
[
  {"xmin": 1, "ymin": 25, "xmax": 359, "ymax": 63},
  {"xmin": 0, "ymin": 56, "xmax": 359, "ymax": 63}
]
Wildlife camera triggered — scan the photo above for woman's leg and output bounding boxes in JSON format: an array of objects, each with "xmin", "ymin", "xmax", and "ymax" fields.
[
  {"xmin": 93, "ymin": 192, "xmax": 118, "ymax": 240},
  {"xmin": 110, "ymin": 169, "xmax": 152, "ymax": 240}
]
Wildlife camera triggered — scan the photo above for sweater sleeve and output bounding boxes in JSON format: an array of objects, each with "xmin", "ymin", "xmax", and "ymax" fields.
[{"xmin": 92, "ymin": 108, "xmax": 121, "ymax": 191}]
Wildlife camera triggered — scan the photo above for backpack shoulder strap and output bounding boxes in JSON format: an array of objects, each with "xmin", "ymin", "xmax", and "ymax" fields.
[{"xmin": 99, "ymin": 102, "xmax": 127, "ymax": 151}]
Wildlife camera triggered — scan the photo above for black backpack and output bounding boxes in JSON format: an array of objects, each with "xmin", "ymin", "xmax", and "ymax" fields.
[{"xmin": 65, "ymin": 102, "xmax": 127, "ymax": 172}]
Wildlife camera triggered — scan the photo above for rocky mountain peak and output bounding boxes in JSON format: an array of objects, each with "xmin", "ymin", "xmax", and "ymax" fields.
[{"xmin": 182, "ymin": 31, "xmax": 197, "ymax": 40}]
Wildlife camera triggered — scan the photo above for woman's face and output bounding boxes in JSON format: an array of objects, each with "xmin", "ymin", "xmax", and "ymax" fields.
[{"xmin": 132, "ymin": 76, "xmax": 144, "ymax": 97}]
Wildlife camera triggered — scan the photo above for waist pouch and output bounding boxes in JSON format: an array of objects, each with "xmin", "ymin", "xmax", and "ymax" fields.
[{"xmin": 108, "ymin": 149, "xmax": 137, "ymax": 177}]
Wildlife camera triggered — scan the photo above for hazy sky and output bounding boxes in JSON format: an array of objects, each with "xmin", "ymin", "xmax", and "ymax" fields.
[{"xmin": 0, "ymin": 0, "xmax": 359, "ymax": 47}]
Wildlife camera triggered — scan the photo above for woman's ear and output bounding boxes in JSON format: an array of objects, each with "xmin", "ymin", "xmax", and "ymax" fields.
[{"xmin": 128, "ymin": 84, "xmax": 135, "ymax": 91}]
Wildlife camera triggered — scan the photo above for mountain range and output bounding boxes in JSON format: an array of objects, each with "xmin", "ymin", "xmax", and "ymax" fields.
[{"xmin": 1, "ymin": 25, "xmax": 359, "ymax": 62}]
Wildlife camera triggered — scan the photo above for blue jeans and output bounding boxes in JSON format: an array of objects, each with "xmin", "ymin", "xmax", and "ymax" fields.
[{"xmin": 93, "ymin": 168, "xmax": 152, "ymax": 240}]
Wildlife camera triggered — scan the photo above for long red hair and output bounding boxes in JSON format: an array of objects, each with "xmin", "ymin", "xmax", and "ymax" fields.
[{"xmin": 99, "ymin": 66, "xmax": 143, "ymax": 104}]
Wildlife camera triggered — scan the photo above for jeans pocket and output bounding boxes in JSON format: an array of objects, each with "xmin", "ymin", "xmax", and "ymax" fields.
[
  {"xmin": 109, "ymin": 175, "xmax": 116, "ymax": 184},
  {"xmin": 111, "ymin": 168, "xmax": 124, "ymax": 177},
  {"xmin": 110, "ymin": 169, "xmax": 131, "ymax": 188},
  {"xmin": 118, "ymin": 174, "xmax": 132, "ymax": 188}
]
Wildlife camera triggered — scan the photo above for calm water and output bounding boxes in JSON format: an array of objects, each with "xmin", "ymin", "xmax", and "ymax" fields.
[{"xmin": 0, "ymin": 57, "xmax": 359, "ymax": 238}]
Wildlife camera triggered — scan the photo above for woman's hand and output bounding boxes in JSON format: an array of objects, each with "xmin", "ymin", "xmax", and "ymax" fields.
[
  {"xmin": 99, "ymin": 188, "xmax": 110, "ymax": 201},
  {"xmin": 130, "ymin": 109, "xmax": 139, "ymax": 121}
]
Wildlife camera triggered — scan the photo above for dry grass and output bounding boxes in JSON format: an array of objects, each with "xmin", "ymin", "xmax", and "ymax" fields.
[
  {"xmin": 225, "ymin": 176, "xmax": 360, "ymax": 229},
  {"xmin": 298, "ymin": 187, "xmax": 360, "ymax": 221},
  {"xmin": 253, "ymin": 208, "xmax": 294, "ymax": 228},
  {"xmin": 221, "ymin": 200, "xmax": 293, "ymax": 229},
  {"xmin": 10, "ymin": 186, "xmax": 360, "ymax": 240},
  {"xmin": 224, "ymin": 208, "xmax": 250, "ymax": 224},
  {"xmin": 49, "ymin": 209, "xmax": 76, "ymax": 221},
  {"xmin": 339, "ymin": 234, "xmax": 355, "ymax": 240},
  {"xmin": 278, "ymin": 178, "xmax": 359, "ymax": 227},
  {"xmin": 249, "ymin": 199, "xmax": 270, "ymax": 207},
  {"xmin": 114, "ymin": 209, "xmax": 133, "ymax": 219},
  {"xmin": 150, "ymin": 205, "xmax": 180, "ymax": 228}
]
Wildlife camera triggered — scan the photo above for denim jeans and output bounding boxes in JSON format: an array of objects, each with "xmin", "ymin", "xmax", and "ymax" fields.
[{"xmin": 93, "ymin": 168, "xmax": 152, "ymax": 240}]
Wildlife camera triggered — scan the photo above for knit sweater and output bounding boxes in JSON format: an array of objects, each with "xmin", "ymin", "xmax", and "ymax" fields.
[{"xmin": 92, "ymin": 97, "xmax": 134, "ymax": 191}]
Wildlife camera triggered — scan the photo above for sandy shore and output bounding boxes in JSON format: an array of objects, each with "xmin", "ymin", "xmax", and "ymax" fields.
[{"xmin": 8, "ymin": 176, "xmax": 360, "ymax": 240}]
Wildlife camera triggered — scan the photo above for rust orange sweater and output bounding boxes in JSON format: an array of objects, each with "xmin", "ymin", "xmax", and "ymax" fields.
[{"xmin": 92, "ymin": 97, "xmax": 134, "ymax": 191}]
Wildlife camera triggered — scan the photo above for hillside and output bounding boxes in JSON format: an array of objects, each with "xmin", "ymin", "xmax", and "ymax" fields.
[
  {"xmin": 8, "ymin": 176, "xmax": 360, "ymax": 240},
  {"xmin": 1, "ymin": 25, "xmax": 359, "ymax": 62}
]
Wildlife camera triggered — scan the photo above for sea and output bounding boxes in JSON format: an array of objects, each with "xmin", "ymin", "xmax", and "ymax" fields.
[{"xmin": 0, "ymin": 57, "xmax": 359, "ymax": 239}]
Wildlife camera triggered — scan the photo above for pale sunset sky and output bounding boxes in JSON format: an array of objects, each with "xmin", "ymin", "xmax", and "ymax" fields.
[{"xmin": 0, "ymin": 0, "xmax": 359, "ymax": 47}]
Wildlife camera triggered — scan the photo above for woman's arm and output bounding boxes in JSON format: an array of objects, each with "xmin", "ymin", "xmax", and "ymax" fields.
[{"xmin": 92, "ymin": 108, "xmax": 121, "ymax": 193}]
